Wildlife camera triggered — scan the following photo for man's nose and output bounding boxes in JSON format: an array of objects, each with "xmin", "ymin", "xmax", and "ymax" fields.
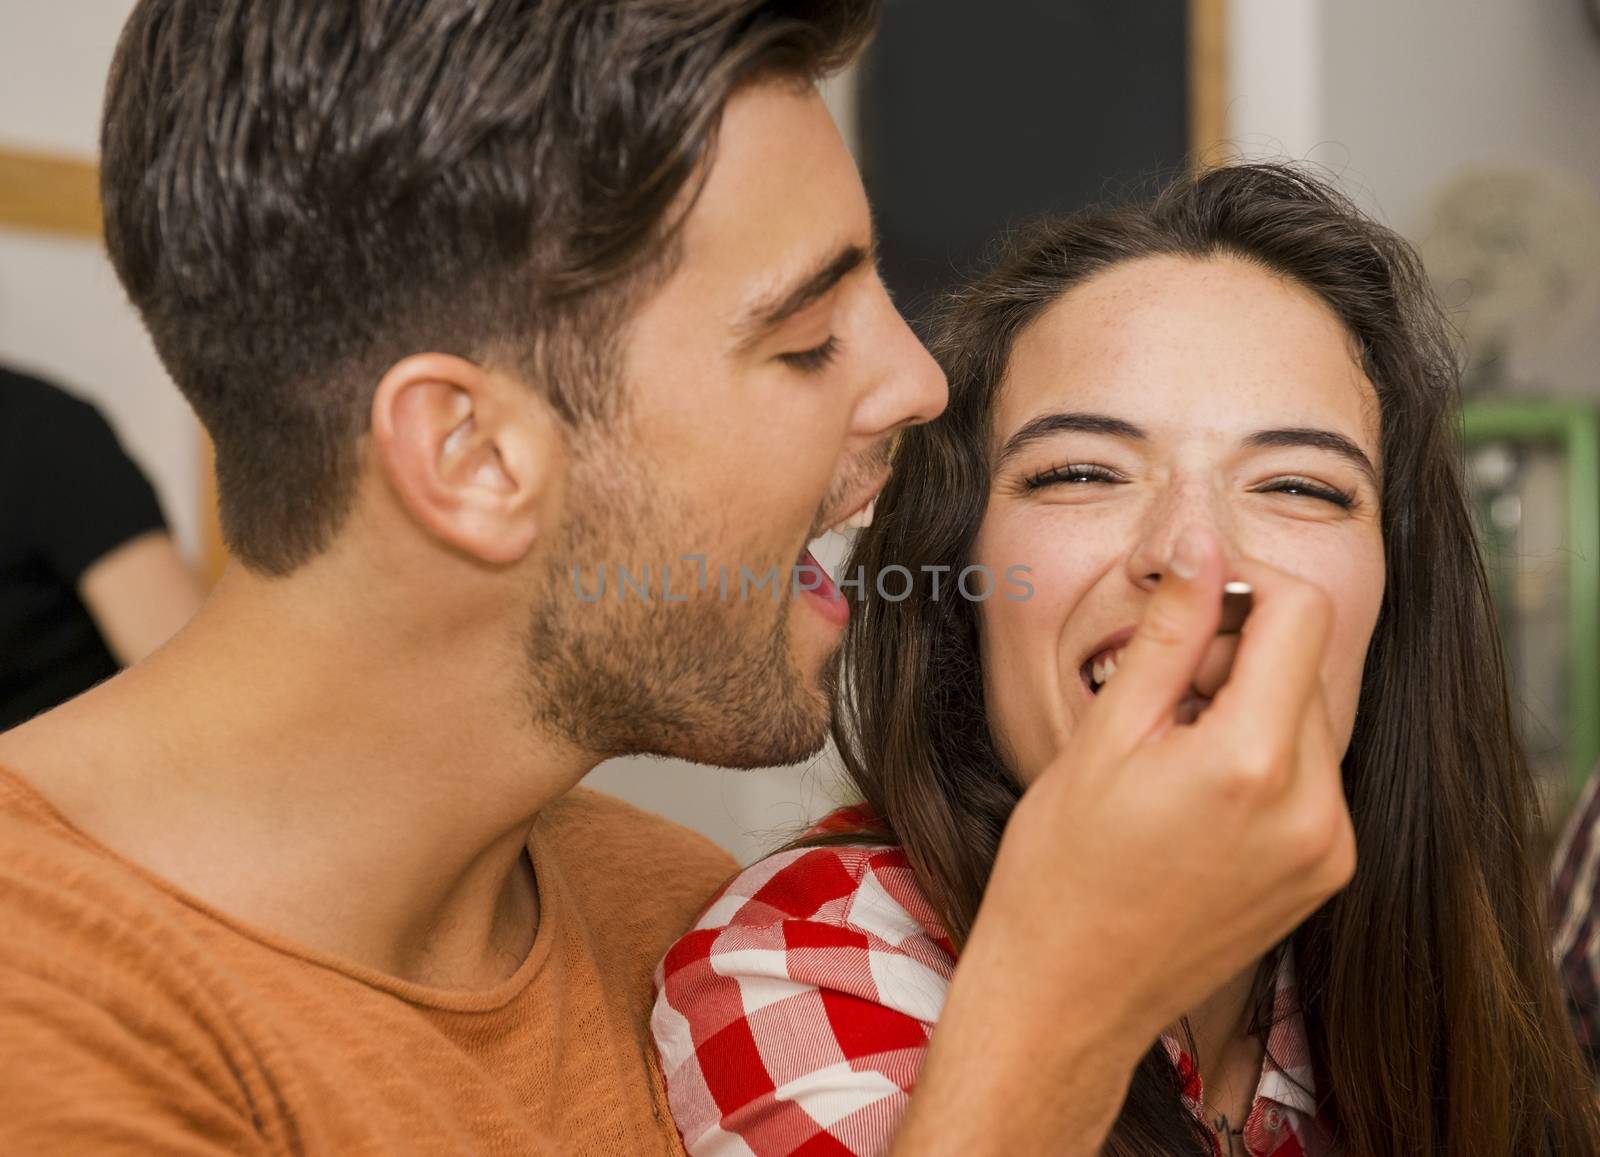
[{"xmin": 849, "ymin": 283, "xmax": 948, "ymax": 440}]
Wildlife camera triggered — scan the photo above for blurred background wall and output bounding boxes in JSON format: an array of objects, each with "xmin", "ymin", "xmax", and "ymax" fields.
[
  {"xmin": 1315, "ymin": 0, "xmax": 1600, "ymax": 393},
  {"xmin": 4, "ymin": 0, "xmax": 1599, "ymax": 859}
]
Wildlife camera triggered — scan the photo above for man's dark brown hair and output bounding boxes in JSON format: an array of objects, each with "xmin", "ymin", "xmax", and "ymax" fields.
[{"xmin": 101, "ymin": 0, "xmax": 877, "ymax": 574}]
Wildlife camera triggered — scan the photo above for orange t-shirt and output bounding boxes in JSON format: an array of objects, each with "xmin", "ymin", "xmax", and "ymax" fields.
[{"xmin": 0, "ymin": 766, "xmax": 735, "ymax": 1154}]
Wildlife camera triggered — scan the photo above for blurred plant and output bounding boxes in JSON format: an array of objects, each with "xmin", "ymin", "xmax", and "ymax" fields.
[{"xmin": 1420, "ymin": 166, "xmax": 1600, "ymax": 393}]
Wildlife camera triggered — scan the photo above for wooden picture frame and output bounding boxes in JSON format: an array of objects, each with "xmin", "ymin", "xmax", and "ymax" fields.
[
  {"xmin": 0, "ymin": 147, "xmax": 100, "ymax": 238},
  {"xmin": 1189, "ymin": 0, "xmax": 1230, "ymax": 164}
]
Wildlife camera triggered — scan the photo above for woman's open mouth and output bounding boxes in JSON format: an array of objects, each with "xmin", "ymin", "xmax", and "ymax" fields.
[
  {"xmin": 1080, "ymin": 634, "xmax": 1214, "ymax": 722},
  {"xmin": 1080, "ymin": 628, "xmax": 1135, "ymax": 695},
  {"xmin": 1083, "ymin": 645, "xmax": 1125, "ymax": 695}
]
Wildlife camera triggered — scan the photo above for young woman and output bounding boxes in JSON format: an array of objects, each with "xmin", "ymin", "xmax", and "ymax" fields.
[{"xmin": 652, "ymin": 164, "xmax": 1600, "ymax": 1156}]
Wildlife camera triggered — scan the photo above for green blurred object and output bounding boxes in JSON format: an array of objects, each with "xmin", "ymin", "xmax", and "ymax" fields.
[{"xmin": 1462, "ymin": 400, "xmax": 1600, "ymax": 801}]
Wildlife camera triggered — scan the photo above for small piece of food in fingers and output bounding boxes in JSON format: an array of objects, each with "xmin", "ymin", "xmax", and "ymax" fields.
[{"xmin": 1218, "ymin": 581, "xmax": 1253, "ymax": 635}]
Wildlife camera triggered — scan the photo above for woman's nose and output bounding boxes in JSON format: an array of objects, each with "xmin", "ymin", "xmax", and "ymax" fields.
[{"xmin": 1124, "ymin": 491, "xmax": 1236, "ymax": 591}]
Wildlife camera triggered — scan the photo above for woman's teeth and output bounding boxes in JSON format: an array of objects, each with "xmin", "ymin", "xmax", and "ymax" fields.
[{"xmin": 1090, "ymin": 649, "xmax": 1122, "ymax": 691}]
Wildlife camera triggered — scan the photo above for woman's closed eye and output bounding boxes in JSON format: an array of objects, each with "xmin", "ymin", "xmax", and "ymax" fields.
[
  {"xmin": 1020, "ymin": 462, "xmax": 1127, "ymax": 492},
  {"xmin": 1016, "ymin": 460, "xmax": 1360, "ymax": 510},
  {"xmin": 1252, "ymin": 475, "xmax": 1359, "ymax": 510}
]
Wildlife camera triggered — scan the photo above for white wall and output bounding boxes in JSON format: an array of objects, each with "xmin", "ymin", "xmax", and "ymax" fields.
[
  {"xmin": 0, "ymin": 2, "xmax": 127, "ymax": 156},
  {"xmin": 1319, "ymin": 0, "xmax": 1600, "ymax": 394},
  {"xmin": 1227, "ymin": 0, "xmax": 1600, "ymax": 395},
  {"xmin": 1226, "ymin": 0, "xmax": 1324, "ymax": 163}
]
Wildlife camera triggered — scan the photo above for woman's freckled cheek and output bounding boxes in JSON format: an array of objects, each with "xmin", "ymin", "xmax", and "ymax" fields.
[
  {"xmin": 973, "ymin": 501, "xmax": 1123, "ymax": 775},
  {"xmin": 1247, "ymin": 528, "xmax": 1385, "ymax": 745}
]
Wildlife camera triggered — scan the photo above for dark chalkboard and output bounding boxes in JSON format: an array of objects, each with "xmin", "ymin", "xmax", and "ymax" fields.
[{"xmin": 859, "ymin": 0, "xmax": 1192, "ymax": 322}]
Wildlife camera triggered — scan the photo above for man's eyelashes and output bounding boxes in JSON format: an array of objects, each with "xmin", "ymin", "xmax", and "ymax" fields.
[{"xmin": 777, "ymin": 335, "xmax": 840, "ymax": 374}]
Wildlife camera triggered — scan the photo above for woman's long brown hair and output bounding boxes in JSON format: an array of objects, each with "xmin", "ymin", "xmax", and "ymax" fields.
[{"xmin": 824, "ymin": 164, "xmax": 1600, "ymax": 1154}]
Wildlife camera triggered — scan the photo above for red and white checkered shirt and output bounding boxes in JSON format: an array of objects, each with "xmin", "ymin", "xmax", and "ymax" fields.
[
  {"xmin": 1551, "ymin": 764, "xmax": 1600, "ymax": 1078},
  {"xmin": 653, "ymin": 827, "xmax": 1331, "ymax": 1157}
]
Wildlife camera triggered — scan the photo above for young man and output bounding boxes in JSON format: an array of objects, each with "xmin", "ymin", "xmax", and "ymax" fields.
[{"xmin": 0, "ymin": 2, "xmax": 1354, "ymax": 1153}]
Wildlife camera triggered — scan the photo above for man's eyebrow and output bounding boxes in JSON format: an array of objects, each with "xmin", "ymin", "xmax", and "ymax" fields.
[
  {"xmin": 733, "ymin": 241, "xmax": 871, "ymax": 352},
  {"xmin": 1244, "ymin": 427, "xmax": 1380, "ymax": 486},
  {"xmin": 995, "ymin": 411, "xmax": 1148, "ymax": 467}
]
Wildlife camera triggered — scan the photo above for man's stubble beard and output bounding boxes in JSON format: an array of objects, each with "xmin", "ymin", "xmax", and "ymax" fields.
[{"xmin": 523, "ymin": 443, "xmax": 835, "ymax": 769}]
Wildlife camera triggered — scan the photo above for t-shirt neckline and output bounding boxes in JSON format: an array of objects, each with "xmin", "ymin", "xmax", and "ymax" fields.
[{"xmin": 0, "ymin": 761, "xmax": 559, "ymax": 1014}]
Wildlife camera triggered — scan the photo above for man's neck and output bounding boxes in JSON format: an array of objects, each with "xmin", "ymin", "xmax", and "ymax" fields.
[{"xmin": 0, "ymin": 563, "xmax": 596, "ymax": 991}]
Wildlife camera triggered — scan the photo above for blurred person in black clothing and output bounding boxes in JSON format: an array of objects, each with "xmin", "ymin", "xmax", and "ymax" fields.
[{"xmin": 1, "ymin": 366, "xmax": 203, "ymax": 731}]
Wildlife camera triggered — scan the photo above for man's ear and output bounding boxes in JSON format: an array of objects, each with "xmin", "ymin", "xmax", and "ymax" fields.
[{"xmin": 370, "ymin": 353, "xmax": 562, "ymax": 565}]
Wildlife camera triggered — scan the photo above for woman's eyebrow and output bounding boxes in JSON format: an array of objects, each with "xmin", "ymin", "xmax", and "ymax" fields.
[
  {"xmin": 1244, "ymin": 427, "xmax": 1379, "ymax": 487},
  {"xmin": 995, "ymin": 411, "xmax": 1147, "ymax": 468}
]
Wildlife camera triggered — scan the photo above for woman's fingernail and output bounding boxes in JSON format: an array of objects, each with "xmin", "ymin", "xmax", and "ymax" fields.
[{"xmin": 1170, "ymin": 529, "xmax": 1204, "ymax": 580}]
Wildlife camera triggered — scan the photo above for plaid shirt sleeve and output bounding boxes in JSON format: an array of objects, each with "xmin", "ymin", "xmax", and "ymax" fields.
[
  {"xmin": 651, "ymin": 844, "xmax": 956, "ymax": 1157},
  {"xmin": 1551, "ymin": 765, "xmax": 1600, "ymax": 1077}
]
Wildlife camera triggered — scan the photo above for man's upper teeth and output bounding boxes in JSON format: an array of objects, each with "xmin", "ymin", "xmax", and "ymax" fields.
[
  {"xmin": 1092, "ymin": 650, "xmax": 1121, "ymax": 686},
  {"xmin": 834, "ymin": 497, "xmax": 877, "ymax": 534}
]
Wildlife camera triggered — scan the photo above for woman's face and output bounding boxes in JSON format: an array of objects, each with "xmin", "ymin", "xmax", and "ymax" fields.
[{"xmin": 972, "ymin": 255, "xmax": 1386, "ymax": 783}]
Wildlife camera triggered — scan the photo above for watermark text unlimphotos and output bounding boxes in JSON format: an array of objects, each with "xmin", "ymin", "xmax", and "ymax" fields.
[{"xmin": 569, "ymin": 555, "xmax": 1034, "ymax": 604}]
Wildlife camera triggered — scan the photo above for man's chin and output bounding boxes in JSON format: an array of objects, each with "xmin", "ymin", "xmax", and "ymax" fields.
[
  {"xmin": 655, "ymin": 697, "xmax": 832, "ymax": 770},
  {"xmin": 676, "ymin": 633, "xmax": 841, "ymax": 770}
]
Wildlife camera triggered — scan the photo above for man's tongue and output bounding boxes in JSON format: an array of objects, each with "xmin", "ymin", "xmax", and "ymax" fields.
[{"xmin": 799, "ymin": 548, "xmax": 840, "ymax": 602}]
